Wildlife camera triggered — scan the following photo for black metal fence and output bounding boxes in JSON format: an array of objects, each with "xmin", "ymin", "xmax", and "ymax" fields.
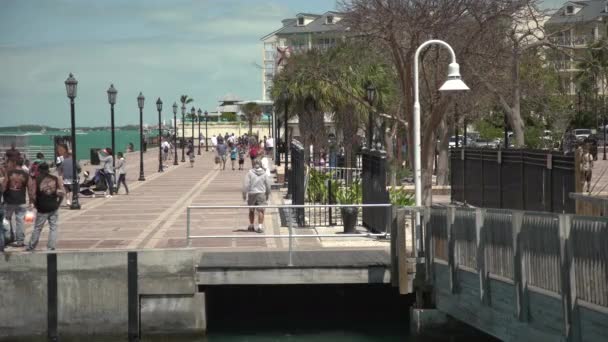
[
  {"xmin": 450, "ymin": 148, "xmax": 575, "ymax": 213},
  {"xmin": 362, "ymin": 148, "xmax": 390, "ymax": 232},
  {"xmin": 290, "ymin": 140, "xmax": 306, "ymax": 226}
]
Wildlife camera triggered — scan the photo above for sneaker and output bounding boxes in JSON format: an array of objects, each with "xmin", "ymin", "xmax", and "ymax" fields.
[
  {"xmin": 11, "ymin": 241, "xmax": 25, "ymax": 248},
  {"xmin": 247, "ymin": 225, "xmax": 255, "ymax": 232},
  {"xmin": 26, "ymin": 246, "xmax": 34, "ymax": 252},
  {"xmin": 256, "ymin": 227, "xmax": 264, "ymax": 234},
  {"xmin": 48, "ymin": 248, "xmax": 55, "ymax": 251},
  {"xmin": 105, "ymin": 195, "xmax": 113, "ymax": 198}
]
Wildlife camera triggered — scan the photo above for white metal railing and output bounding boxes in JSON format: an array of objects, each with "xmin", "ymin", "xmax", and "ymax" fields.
[{"xmin": 186, "ymin": 204, "xmax": 393, "ymax": 266}]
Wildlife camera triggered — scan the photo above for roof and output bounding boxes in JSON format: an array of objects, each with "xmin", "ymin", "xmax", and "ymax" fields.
[
  {"xmin": 546, "ymin": 0, "xmax": 608, "ymax": 25},
  {"xmin": 261, "ymin": 12, "xmax": 349, "ymax": 39},
  {"xmin": 219, "ymin": 93, "xmax": 241, "ymax": 103}
]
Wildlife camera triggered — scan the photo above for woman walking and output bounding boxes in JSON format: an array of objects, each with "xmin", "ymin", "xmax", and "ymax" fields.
[
  {"xmin": 238, "ymin": 143, "xmax": 246, "ymax": 171},
  {"xmin": 187, "ymin": 140, "xmax": 195, "ymax": 167},
  {"xmin": 115, "ymin": 152, "xmax": 129, "ymax": 195},
  {"xmin": 216, "ymin": 138, "xmax": 228, "ymax": 171},
  {"xmin": 229, "ymin": 143, "xmax": 238, "ymax": 171},
  {"xmin": 98, "ymin": 148, "xmax": 115, "ymax": 198}
]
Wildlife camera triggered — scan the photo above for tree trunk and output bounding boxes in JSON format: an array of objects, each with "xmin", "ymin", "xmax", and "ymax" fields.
[
  {"xmin": 436, "ymin": 117, "xmax": 450, "ymax": 186},
  {"xmin": 385, "ymin": 123, "xmax": 398, "ymax": 187},
  {"xmin": 510, "ymin": 51, "xmax": 525, "ymax": 147}
]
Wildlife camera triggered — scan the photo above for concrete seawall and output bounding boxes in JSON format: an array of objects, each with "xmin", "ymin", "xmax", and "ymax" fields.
[{"xmin": 0, "ymin": 249, "xmax": 204, "ymax": 340}]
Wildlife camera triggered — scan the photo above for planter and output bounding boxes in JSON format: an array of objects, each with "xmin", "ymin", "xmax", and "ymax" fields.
[{"xmin": 341, "ymin": 207, "xmax": 359, "ymax": 234}]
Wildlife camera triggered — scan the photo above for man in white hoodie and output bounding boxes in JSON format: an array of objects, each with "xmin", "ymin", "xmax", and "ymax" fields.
[{"xmin": 243, "ymin": 159, "xmax": 271, "ymax": 233}]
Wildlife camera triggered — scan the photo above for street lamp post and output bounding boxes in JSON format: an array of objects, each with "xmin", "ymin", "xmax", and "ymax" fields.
[
  {"xmin": 366, "ymin": 83, "xmax": 376, "ymax": 149},
  {"xmin": 156, "ymin": 98, "xmax": 164, "ymax": 173},
  {"xmin": 197, "ymin": 108, "xmax": 202, "ymax": 155},
  {"xmin": 172, "ymin": 102, "xmax": 179, "ymax": 165},
  {"xmin": 65, "ymin": 73, "xmax": 80, "ymax": 210},
  {"xmin": 190, "ymin": 107, "xmax": 195, "ymax": 150},
  {"xmin": 205, "ymin": 111, "xmax": 209, "ymax": 152},
  {"xmin": 181, "ymin": 104, "xmax": 186, "ymax": 162},
  {"xmin": 283, "ymin": 92, "xmax": 289, "ymax": 183},
  {"xmin": 137, "ymin": 92, "xmax": 146, "ymax": 181},
  {"xmin": 414, "ymin": 39, "xmax": 469, "ymax": 209},
  {"xmin": 107, "ymin": 84, "xmax": 117, "ymax": 168}
]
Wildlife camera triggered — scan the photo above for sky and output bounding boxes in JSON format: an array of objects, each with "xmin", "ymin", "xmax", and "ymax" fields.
[
  {"xmin": 0, "ymin": 0, "xmax": 336, "ymax": 128},
  {"xmin": 0, "ymin": 0, "xmax": 567, "ymax": 128}
]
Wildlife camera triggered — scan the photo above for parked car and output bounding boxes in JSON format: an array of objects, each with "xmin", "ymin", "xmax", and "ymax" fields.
[
  {"xmin": 471, "ymin": 138, "xmax": 500, "ymax": 148},
  {"xmin": 448, "ymin": 135, "xmax": 464, "ymax": 148},
  {"xmin": 572, "ymin": 128, "xmax": 592, "ymax": 141}
]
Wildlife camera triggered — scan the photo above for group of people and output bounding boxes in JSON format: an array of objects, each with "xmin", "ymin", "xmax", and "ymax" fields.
[
  {"xmin": 211, "ymin": 133, "xmax": 274, "ymax": 172},
  {"xmin": 0, "ymin": 142, "xmax": 132, "ymax": 253},
  {"xmin": 1, "ymin": 144, "xmax": 64, "ymax": 252}
]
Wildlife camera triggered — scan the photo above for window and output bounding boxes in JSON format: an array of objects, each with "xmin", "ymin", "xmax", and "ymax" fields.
[
  {"xmin": 297, "ymin": 17, "xmax": 304, "ymax": 26},
  {"xmin": 565, "ymin": 5, "xmax": 574, "ymax": 15},
  {"xmin": 326, "ymin": 15, "xmax": 334, "ymax": 24}
]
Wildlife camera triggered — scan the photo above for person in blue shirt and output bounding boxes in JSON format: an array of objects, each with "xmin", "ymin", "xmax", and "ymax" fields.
[{"xmin": 229, "ymin": 143, "xmax": 238, "ymax": 171}]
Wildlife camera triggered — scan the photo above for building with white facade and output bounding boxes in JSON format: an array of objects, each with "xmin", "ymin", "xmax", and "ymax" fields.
[
  {"xmin": 260, "ymin": 12, "xmax": 351, "ymax": 100},
  {"xmin": 546, "ymin": 0, "xmax": 608, "ymax": 94}
]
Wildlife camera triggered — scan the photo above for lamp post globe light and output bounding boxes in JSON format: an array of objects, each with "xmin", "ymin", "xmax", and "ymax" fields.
[
  {"xmin": 366, "ymin": 83, "xmax": 376, "ymax": 149},
  {"xmin": 181, "ymin": 104, "xmax": 186, "ymax": 162},
  {"xmin": 137, "ymin": 92, "xmax": 146, "ymax": 181},
  {"xmin": 197, "ymin": 108, "xmax": 202, "ymax": 155},
  {"xmin": 172, "ymin": 102, "xmax": 179, "ymax": 165},
  {"xmin": 204, "ymin": 110, "xmax": 209, "ymax": 152},
  {"xmin": 65, "ymin": 73, "xmax": 81, "ymax": 210},
  {"xmin": 156, "ymin": 98, "xmax": 164, "ymax": 173},
  {"xmin": 413, "ymin": 39, "xmax": 469, "ymax": 209},
  {"xmin": 107, "ymin": 84, "xmax": 117, "ymax": 168}
]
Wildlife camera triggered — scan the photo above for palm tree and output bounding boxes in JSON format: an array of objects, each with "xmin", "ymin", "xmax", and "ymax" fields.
[{"xmin": 241, "ymin": 102, "xmax": 262, "ymax": 135}]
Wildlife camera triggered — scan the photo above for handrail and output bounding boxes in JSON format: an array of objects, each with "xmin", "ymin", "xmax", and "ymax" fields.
[{"xmin": 186, "ymin": 203, "xmax": 395, "ymax": 267}]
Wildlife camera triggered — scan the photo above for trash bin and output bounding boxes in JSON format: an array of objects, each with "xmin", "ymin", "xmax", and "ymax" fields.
[{"xmin": 90, "ymin": 148, "xmax": 101, "ymax": 165}]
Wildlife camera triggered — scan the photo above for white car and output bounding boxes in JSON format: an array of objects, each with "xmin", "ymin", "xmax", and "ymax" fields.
[{"xmin": 572, "ymin": 129, "xmax": 591, "ymax": 141}]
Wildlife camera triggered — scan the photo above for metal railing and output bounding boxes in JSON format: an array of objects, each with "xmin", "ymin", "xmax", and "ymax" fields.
[
  {"xmin": 186, "ymin": 204, "xmax": 392, "ymax": 267},
  {"xmin": 426, "ymin": 206, "xmax": 608, "ymax": 309}
]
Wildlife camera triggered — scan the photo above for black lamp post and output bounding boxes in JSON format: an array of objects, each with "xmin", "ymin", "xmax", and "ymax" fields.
[
  {"xmin": 137, "ymin": 92, "xmax": 146, "ymax": 181},
  {"xmin": 172, "ymin": 102, "xmax": 179, "ymax": 165},
  {"xmin": 205, "ymin": 110, "xmax": 209, "ymax": 151},
  {"xmin": 282, "ymin": 91, "xmax": 289, "ymax": 182},
  {"xmin": 366, "ymin": 83, "xmax": 376, "ymax": 149},
  {"xmin": 65, "ymin": 73, "xmax": 80, "ymax": 210},
  {"xmin": 197, "ymin": 108, "xmax": 202, "ymax": 155},
  {"xmin": 107, "ymin": 84, "xmax": 117, "ymax": 168},
  {"xmin": 156, "ymin": 98, "xmax": 164, "ymax": 173},
  {"xmin": 268, "ymin": 111, "xmax": 272, "ymax": 137},
  {"xmin": 181, "ymin": 104, "xmax": 186, "ymax": 162},
  {"xmin": 504, "ymin": 114, "xmax": 509, "ymax": 149},
  {"xmin": 190, "ymin": 107, "xmax": 195, "ymax": 150}
]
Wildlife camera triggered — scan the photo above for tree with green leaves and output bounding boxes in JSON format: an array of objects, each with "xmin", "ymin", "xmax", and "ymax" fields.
[{"xmin": 241, "ymin": 102, "xmax": 262, "ymax": 135}]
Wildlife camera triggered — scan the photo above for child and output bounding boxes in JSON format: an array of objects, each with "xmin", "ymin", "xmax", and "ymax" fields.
[
  {"xmin": 115, "ymin": 152, "xmax": 129, "ymax": 195},
  {"xmin": 238, "ymin": 144, "xmax": 246, "ymax": 170},
  {"xmin": 230, "ymin": 143, "xmax": 238, "ymax": 171}
]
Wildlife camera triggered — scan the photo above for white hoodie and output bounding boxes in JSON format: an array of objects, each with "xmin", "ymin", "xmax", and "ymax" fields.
[{"xmin": 243, "ymin": 166, "xmax": 271, "ymax": 196}]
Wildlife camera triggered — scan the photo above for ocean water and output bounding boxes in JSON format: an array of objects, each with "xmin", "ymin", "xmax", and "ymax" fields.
[{"xmin": 16, "ymin": 130, "xmax": 143, "ymax": 160}]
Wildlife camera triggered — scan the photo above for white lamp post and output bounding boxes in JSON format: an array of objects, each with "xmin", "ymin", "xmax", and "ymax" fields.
[{"xmin": 413, "ymin": 40, "xmax": 469, "ymax": 208}]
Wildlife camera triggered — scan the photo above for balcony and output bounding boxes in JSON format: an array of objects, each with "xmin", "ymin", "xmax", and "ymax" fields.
[{"xmin": 549, "ymin": 35, "xmax": 596, "ymax": 47}]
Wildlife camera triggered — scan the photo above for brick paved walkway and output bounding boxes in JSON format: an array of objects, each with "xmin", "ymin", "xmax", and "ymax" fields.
[{"xmin": 8, "ymin": 148, "xmax": 282, "ymax": 251}]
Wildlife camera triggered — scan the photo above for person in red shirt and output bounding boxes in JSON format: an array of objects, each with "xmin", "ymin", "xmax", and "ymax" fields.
[{"xmin": 2, "ymin": 159, "xmax": 34, "ymax": 247}]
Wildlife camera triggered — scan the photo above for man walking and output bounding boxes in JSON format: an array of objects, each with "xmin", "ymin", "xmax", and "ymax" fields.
[
  {"xmin": 27, "ymin": 163, "xmax": 64, "ymax": 251},
  {"xmin": 582, "ymin": 144, "xmax": 594, "ymax": 193},
  {"xmin": 2, "ymin": 159, "xmax": 32, "ymax": 247},
  {"xmin": 243, "ymin": 159, "xmax": 271, "ymax": 233},
  {"xmin": 265, "ymin": 135, "xmax": 274, "ymax": 159}
]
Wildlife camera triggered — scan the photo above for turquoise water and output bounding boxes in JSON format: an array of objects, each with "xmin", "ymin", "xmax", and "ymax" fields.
[{"xmin": 16, "ymin": 130, "xmax": 143, "ymax": 160}]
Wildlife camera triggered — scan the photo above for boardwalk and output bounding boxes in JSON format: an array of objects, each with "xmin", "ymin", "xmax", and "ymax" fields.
[{"xmin": 5, "ymin": 148, "xmax": 387, "ymax": 252}]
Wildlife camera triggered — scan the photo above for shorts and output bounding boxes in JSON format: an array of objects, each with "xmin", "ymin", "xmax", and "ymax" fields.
[
  {"xmin": 247, "ymin": 193, "xmax": 267, "ymax": 212},
  {"xmin": 239, "ymin": 159, "xmax": 244, "ymax": 164},
  {"xmin": 584, "ymin": 170, "xmax": 592, "ymax": 182}
]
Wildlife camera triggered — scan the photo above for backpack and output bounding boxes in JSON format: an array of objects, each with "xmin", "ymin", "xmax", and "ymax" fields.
[
  {"xmin": 163, "ymin": 145, "xmax": 169, "ymax": 153},
  {"xmin": 250, "ymin": 147, "xmax": 258, "ymax": 158},
  {"xmin": 29, "ymin": 162, "xmax": 40, "ymax": 178}
]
